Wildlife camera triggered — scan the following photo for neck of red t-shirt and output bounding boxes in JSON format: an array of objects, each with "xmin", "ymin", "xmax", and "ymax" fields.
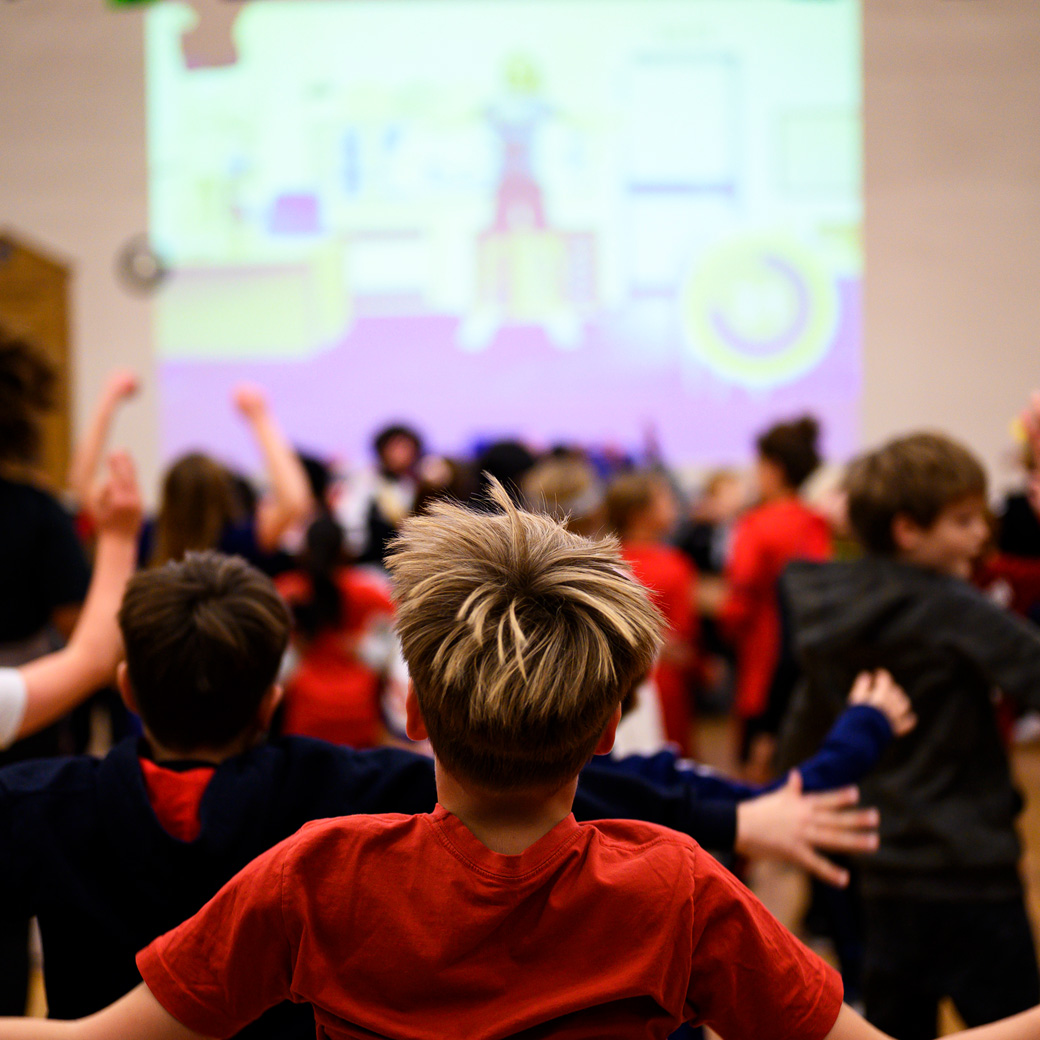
[{"xmin": 138, "ymin": 756, "xmax": 217, "ymax": 843}]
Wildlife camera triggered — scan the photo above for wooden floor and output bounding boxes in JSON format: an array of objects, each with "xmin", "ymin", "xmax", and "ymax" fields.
[{"xmin": 25, "ymin": 720, "xmax": 1040, "ymax": 1031}]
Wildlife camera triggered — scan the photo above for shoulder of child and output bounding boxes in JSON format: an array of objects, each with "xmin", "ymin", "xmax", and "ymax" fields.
[
  {"xmin": 588, "ymin": 816, "xmax": 701, "ymax": 858},
  {"xmin": 0, "ymin": 748, "xmax": 101, "ymax": 804}
]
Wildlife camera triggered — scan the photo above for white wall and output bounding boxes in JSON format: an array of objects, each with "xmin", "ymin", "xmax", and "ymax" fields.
[
  {"xmin": 1, "ymin": 0, "xmax": 156, "ymax": 494},
  {"xmin": 2, "ymin": 0, "xmax": 1038, "ymax": 500},
  {"xmin": 863, "ymin": 0, "xmax": 1040, "ymax": 492}
]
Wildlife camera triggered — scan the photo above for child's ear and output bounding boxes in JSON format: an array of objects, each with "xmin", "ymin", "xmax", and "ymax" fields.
[
  {"xmin": 891, "ymin": 513, "xmax": 924, "ymax": 554},
  {"xmin": 115, "ymin": 661, "xmax": 139, "ymax": 716},
  {"xmin": 593, "ymin": 704, "xmax": 623, "ymax": 757},
  {"xmin": 256, "ymin": 684, "xmax": 284, "ymax": 732},
  {"xmin": 404, "ymin": 682, "xmax": 428, "ymax": 742}
]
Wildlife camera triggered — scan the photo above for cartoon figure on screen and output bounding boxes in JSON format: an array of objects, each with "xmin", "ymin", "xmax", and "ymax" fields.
[
  {"xmin": 460, "ymin": 55, "xmax": 598, "ymax": 354},
  {"xmin": 487, "ymin": 55, "xmax": 553, "ymax": 234}
]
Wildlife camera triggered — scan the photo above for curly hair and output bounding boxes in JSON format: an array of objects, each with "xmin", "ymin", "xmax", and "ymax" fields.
[{"xmin": 0, "ymin": 325, "xmax": 57, "ymax": 465}]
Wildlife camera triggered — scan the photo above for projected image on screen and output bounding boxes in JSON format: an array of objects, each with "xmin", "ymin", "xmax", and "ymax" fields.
[{"xmin": 148, "ymin": 0, "xmax": 860, "ymax": 469}]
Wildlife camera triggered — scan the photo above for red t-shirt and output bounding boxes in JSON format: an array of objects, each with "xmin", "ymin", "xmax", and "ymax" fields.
[
  {"xmin": 621, "ymin": 543, "xmax": 699, "ymax": 753},
  {"xmin": 275, "ymin": 568, "xmax": 395, "ymax": 747},
  {"xmin": 719, "ymin": 498, "xmax": 831, "ymax": 719},
  {"xmin": 139, "ymin": 809, "xmax": 842, "ymax": 1040}
]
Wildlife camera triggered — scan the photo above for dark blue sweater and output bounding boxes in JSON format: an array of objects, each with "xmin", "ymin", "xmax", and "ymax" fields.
[{"xmin": 598, "ymin": 703, "xmax": 893, "ymax": 798}]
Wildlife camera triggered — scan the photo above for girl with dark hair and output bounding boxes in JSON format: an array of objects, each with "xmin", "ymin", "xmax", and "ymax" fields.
[
  {"xmin": 719, "ymin": 416, "xmax": 832, "ymax": 769},
  {"xmin": 275, "ymin": 516, "xmax": 401, "ymax": 748}
]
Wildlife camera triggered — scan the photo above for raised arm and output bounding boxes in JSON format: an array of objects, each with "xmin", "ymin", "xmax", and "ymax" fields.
[
  {"xmin": 66, "ymin": 370, "xmax": 139, "ymax": 506},
  {"xmin": 232, "ymin": 383, "xmax": 314, "ymax": 552},
  {"xmin": 12, "ymin": 452, "xmax": 141, "ymax": 742}
]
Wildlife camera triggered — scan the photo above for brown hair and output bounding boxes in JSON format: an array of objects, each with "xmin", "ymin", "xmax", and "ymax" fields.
[
  {"xmin": 151, "ymin": 453, "xmax": 239, "ymax": 566},
  {"xmin": 523, "ymin": 456, "xmax": 605, "ymax": 537},
  {"xmin": 757, "ymin": 415, "xmax": 821, "ymax": 489},
  {"xmin": 845, "ymin": 432, "xmax": 987, "ymax": 554},
  {"xmin": 386, "ymin": 481, "xmax": 662, "ymax": 791},
  {"xmin": 118, "ymin": 551, "xmax": 290, "ymax": 752},
  {"xmin": 0, "ymin": 325, "xmax": 57, "ymax": 465},
  {"xmin": 603, "ymin": 471, "xmax": 661, "ymax": 537}
]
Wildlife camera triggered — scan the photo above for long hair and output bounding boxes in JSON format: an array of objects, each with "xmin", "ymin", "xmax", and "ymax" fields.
[
  {"xmin": 151, "ymin": 453, "xmax": 239, "ymax": 566},
  {"xmin": 292, "ymin": 515, "xmax": 349, "ymax": 640}
]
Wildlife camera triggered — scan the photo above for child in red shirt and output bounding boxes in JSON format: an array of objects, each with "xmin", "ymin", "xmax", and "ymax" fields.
[
  {"xmin": 6, "ymin": 482, "xmax": 1040, "ymax": 1040},
  {"xmin": 276, "ymin": 516, "xmax": 397, "ymax": 748},
  {"xmin": 719, "ymin": 416, "xmax": 831, "ymax": 767},
  {"xmin": 606, "ymin": 470, "xmax": 698, "ymax": 754}
]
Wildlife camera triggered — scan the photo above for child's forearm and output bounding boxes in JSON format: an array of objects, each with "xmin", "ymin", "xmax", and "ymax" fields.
[
  {"xmin": 825, "ymin": 1001, "xmax": 1040, "ymax": 1040},
  {"xmin": 242, "ymin": 405, "xmax": 313, "ymax": 551},
  {"xmin": 67, "ymin": 374, "xmax": 137, "ymax": 505},
  {"xmin": 15, "ymin": 529, "xmax": 136, "ymax": 740},
  {"xmin": 952, "ymin": 1005, "xmax": 1040, "ymax": 1040},
  {"xmin": 772, "ymin": 704, "xmax": 892, "ymax": 794},
  {"xmin": 0, "ymin": 984, "xmax": 211, "ymax": 1040},
  {"xmin": 67, "ymin": 400, "xmax": 116, "ymax": 505}
]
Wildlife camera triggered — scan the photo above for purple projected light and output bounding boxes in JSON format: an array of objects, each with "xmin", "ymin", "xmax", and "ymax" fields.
[{"xmin": 149, "ymin": 0, "xmax": 862, "ymax": 474}]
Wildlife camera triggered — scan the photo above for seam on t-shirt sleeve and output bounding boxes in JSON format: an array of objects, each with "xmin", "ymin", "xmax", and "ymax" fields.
[
  {"xmin": 138, "ymin": 942, "xmax": 239, "ymax": 1040},
  {"xmin": 0, "ymin": 669, "xmax": 27, "ymax": 749}
]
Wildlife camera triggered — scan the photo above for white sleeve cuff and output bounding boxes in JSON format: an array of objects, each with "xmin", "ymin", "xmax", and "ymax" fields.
[{"xmin": 0, "ymin": 669, "xmax": 28, "ymax": 749}]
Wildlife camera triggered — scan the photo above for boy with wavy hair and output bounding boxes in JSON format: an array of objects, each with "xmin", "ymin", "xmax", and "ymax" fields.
[
  {"xmin": 6, "ymin": 483, "xmax": 1039, "ymax": 1040},
  {"xmin": 780, "ymin": 431, "xmax": 1040, "ymax": 1039}
]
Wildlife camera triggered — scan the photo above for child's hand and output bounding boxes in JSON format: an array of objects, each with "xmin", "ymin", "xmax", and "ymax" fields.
[
  {"xmin": 734, "ymin": 771, "xmax": 879, "ymax": 888},
  {"xmin": 848, "ymin": 670, "xmax": 917, "ymax": 737},
  {"xmin": 232, "ymin": 382, "xmax": 270, "ymax": 421},
  {"xmin": 89, "ymin": 452, "xmax": 143, "ymax": 540},
  {"xmin": 103, "ymin": 369, "xmax": 139, "ymax": 406}
]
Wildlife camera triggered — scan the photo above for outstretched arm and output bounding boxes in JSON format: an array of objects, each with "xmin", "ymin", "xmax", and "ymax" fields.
[
  {"xmin": 232, "ymin": 383, "xmax": 314, "ymax": 552},
  {"xmin": 735, "ymin": 772, "xmax": 878, "ymax": 888},
  {"xmin": 826, "ymin": 1001, "xmax": 1040, "ymax": 1040},
  {"xmin": 0, "ymin": 983, "xmax": 209, "ymax": 1040},
  {"xmin": 778, "ymin": 670, "xmax": 915, "ymax": 794},
  {"xmin": 11, "ymin": 452, "xmax": 141, "ymax": 743},
  {"xmin": 66, "ymin": 370, "xmax": 139, "ymax": 506}
]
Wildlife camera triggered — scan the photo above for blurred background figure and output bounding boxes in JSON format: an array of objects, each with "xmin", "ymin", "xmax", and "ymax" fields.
[
  {"xmin": 717, "ymin": 416, "xmax": 832, "ymax": 778},
  {"xmin": 605, "ymin": 470, "xmax": 699, "ymax": 755},
  {"xmin": 275, "ymin": 515, "xmax": 403, "ymax": 749},
  {"xmin": 334, "ymin": 423, "xmax": 424, "ymax": 567}
]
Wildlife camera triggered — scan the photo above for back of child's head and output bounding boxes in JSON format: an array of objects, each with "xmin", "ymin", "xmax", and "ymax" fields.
[
  {"xmin": 473, "ymin": 440, "xmax": 537, "ymax": 505},
  {"xmin": 604, "ymin": 470, "xmax": 664, "ymax": 537},
  {"xmin": 119, "ymin": 551, "xmax": 290, "ymax": 752},
  {"xmin": 0, "ymin": 325, "xmax": 56, "ymax": 466},
  {"xmin": 845, "ymin": 432, "xmax": 987, "ymax": 554},
  {"xmin": 293, "ymin": 515, "xmax": 347, "ymax": 639},
  {"xmin": 756, "ymin": 415, "xmax": 822, "ymax": 490},
  {"xmin": 386, "ymin": 481, "xmax": 662, "ymax": 791},
  {"xmin": 523, "ymin": 455, "xmax": 605, "ymax": 537},
  {"xmin": 298, "ymin": 450, "xmax": 332, "ymax": 509},
  {"xmin": 152, "ymin": 453, "xmax": 239, "ymax": 565}
]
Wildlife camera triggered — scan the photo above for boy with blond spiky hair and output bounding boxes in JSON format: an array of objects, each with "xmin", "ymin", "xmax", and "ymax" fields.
[{"xmin": 5, "ymin": 482, "xmax": 1040, "ymax": 1040}]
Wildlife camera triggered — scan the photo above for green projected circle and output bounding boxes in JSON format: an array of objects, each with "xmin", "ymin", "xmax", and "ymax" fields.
[{"xmin": 681, "ymin": 236, "xmax": 839, "ymax": 389}]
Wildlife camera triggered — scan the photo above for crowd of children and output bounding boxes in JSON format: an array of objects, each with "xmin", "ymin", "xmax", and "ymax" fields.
[{"xmin": 2, "ymin": 323, "xmax": 1040, "ymax": 1039}]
